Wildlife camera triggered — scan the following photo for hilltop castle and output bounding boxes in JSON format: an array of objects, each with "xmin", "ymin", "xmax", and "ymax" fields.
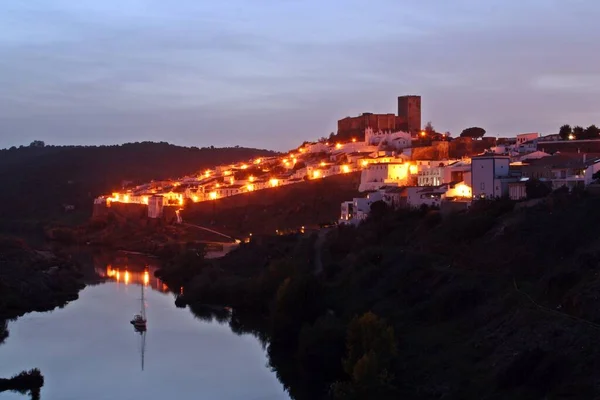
[{"xmin": 337, "ymin": 95, "xmax": 421, "ymax": 140}]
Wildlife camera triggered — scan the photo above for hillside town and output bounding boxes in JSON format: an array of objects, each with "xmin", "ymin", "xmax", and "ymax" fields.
[{"xmin": 94, "ymin": 95, "xmax": 600, "ymax": 226}]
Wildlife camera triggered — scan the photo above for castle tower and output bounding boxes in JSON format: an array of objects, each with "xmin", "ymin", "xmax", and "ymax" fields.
[{"xmin": 398, "ymin": 95, "xmax": 421, "ymax": 134}]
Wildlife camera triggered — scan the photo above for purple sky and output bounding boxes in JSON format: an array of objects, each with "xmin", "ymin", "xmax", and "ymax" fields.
[{"xmin": 1, "ymin": 0, "xmax": 599, "ymax": 151}]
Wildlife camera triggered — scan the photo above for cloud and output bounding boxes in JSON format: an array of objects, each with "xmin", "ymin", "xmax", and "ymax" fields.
[{"xmin": 0, "ymin": 0, "xmax": 599, "ymax": 149}]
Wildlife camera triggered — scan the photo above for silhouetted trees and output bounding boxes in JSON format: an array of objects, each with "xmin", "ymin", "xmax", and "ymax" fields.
[
  {"xmin": 332, "ymin": 312, "xmax": 398, "ymax": 399},
  {"xmin": 0, "ymin": 142, "xmax": 276, "ymax": 232},
  {"xmin": 559, "ymin": 124, "xmax": 572, "ymax": 140},
  {"xmin": 573, "ymin": 126, "xmax": 585, "ymax": 139},
  {"xmin": 424, "ymin": 121, "xmax": 435, "ymax": 135},
  {"xmin": 460, "ymin": 127, "xmax": 486, "ymax": 139},
  {"xmin": 525, "ymin": 178, "xmax": 552, "ymax": 199},
  {"xmin": 558, "ymin": 124, "xmax": 600, "ymax": 140}
]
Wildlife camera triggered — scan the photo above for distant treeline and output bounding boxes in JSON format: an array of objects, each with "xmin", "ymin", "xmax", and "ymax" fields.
[{"xmin": 0, "ymin": 141, "xmax": 277, "ymax": 234}]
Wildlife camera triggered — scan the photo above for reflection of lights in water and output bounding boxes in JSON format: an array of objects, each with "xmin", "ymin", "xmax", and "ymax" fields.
[
  {"xmin": 106, "ymin": 265, "xmax": 116, "ymax": 277},
  {"xmin": 103, "ymin": 264, "xmax": 169, "ymax": 292}
]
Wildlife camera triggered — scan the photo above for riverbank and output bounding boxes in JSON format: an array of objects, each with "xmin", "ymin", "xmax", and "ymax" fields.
[
  {"xmin": 156, "ymin": 191, "xmax": 600, "ymax": 399},
  {"xmin": 0, "ymin": 237, "xmax": 85, "ymax": 321}
]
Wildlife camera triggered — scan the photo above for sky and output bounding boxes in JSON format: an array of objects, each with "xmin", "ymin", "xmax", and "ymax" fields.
[{"xmin": 1, "ymin": 0, "xmax": 599, "ymax": 151}]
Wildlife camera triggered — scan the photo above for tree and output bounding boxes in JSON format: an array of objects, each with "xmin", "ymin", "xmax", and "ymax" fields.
[
  {"xmin": 460, "ymin": 127, "xmax": 486, "ymax": 139},
  {"xmin": 525, "ymin": 178, "xmax": 552, "ymax": 199},
  {"xmin": 332, "ymin": 312, "xmax": 398, "ymax": 399},
  {"xmin": 369, "ymin": 200, "xmax": 389, "ymax": 220},
  {"xmin": 558, "ymin": 124, "xmax": 572, "ymax": 140},
  {"xmin": 424, "ymin": 121, "xmax": 435, "ymax": 135},
  {"xmin": 573, "ymin": 126, "xmax": 585, "ymax": 140},
  {"xmin": 582, "ymin": 125, "xmax": 600, "ymax": 140},
  {"xmin": 29, "ymin": 141, "xmax": 45, "ymax": 148}
]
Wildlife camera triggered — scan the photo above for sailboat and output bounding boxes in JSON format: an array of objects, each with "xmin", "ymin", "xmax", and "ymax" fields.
[{"xmin": 130, "ymin": 283, "xmax": 147, "ymax": 331}]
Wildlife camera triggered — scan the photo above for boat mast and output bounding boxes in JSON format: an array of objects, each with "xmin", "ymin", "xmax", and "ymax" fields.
[
  {"xmin": 141, "ymin": 331, "xmax": 146, "ymax": 371},
  {"xmin": 141, "ymin": 284, "xmax": 146, "ymax": 320}
]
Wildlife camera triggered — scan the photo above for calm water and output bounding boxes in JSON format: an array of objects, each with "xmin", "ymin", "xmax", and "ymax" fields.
[{"xmin": 0, "ymin": 253, "xmax": 289, "ymax": 400}]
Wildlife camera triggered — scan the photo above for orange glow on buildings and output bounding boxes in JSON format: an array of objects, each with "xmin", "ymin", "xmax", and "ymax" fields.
[
  {"xmin": 320, "ymin": 161, "xmax": 326, "ymax": 167},
  {"xmin": 409, "ymin": 164, "xmax": 418, "ymax": 175},
  {"xmin": 249, "ymin": 176, "xmax": 255, "ymax": 182},
  {"xmin": 335, "ymin": 143, "xmax": 342, "ymax": 149},
  {"xmin": 312, "ymin": 170, "xmax": 321, "ymax": 179},
  {"xmin": 229, "ymin": 177, "xmax": 234, "ymax": 184},
  {"xmin": 240, "ymin": 164, "xmax": 248, "ymax": 170},
  {"xmin": 192, "ymin": 195, "xmax": 199, "ymax": 202},
  {"xmin": 204, "ymin": 170, "xmax": 211, "ymax": 178},
  {"xmin": 254, "ymin": 158, "xmax": 262, "ymax": 164},
  {"xmin": 209, "ymin": 191, "xmax": 218, "ymax": 200},
  {"xmin": 246, "ymin": 184, "xmax": 255, "ymax": 191},
  {"xmin": 420, "ymin": 131, "xmax": 426, "ymax": 137},
  {"xmin": 352, "ymin": 138, "xmax": 357, "ymax": 142},
  {"xmin": 361, "ymin": 160, "xmax": 369, "ymax": 167},
  {"xmin": 143, "ymin": 270, "xmax": 149, "ymax": 286},
  {"xmin": 454, "ymin": 183, "xmax": 472, "ymax": 198},
  {"xmin": 124, "ymin": 271, "xmax": 130, "ymax": 285},
  {"xmin": 269, "ymin": 178, "xmax": 279, "ymax": 187},
  {"xmin": 342, "ymin": 165, "xmax": 350, "ymax": 173}
]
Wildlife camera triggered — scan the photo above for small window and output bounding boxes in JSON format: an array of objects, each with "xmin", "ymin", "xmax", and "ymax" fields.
[{"xmin": 480, "ymin": 182, "xmax": 485, "ymax": 190}]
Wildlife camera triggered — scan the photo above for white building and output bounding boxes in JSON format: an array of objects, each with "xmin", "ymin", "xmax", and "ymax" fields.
[
  {"xmin": 406, "ymin": 186, "xmax": 446, "ymax": 209},
  {"xmin": 365, "ymin": 127, "xmax": 412, "ymax": 148},
  {"xmin": 516, "ymin": 132, "xmax": 539, "ymax": 146},
  {"xmin": 516, "ymin": 151, "xmax": 551, "ymax": 162},
  {"xmin": 303, "ymin": 142, "xmax": 330, "ymax": 153},
  {"xmin": 443, "ymin": 160, "xmax": 472, "ymax": 186},
  {"xmin": 339, "ymin": 191, "xmax": 384, "ymax": 224},
  {"xmin": 359, "ymin": 162, "xmax": 410, "ymax": 192},
  {"xmin": 471, "ymin": 154, "xmax": 512, "ymax": 199},
  {"xmin": 148, "ymin": 195, "xmax": 164, "ymax": 219}
]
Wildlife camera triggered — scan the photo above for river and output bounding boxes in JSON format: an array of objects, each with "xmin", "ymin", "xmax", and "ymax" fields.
[{"xmin": 0, "ymin": 251, "xmax": 289, "ymax": 400}]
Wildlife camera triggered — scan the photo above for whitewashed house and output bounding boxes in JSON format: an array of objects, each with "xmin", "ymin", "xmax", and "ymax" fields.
[
  {"xmin": 359, "ymin": 162, "xmax": 410, "ymax": 192},
  {"xmin": 406, "ymin": 186, "xmax": 447, "ymax": 209},
  {"xmin": 471, "ymin": 154, "xmax": 513, "ymax": 199}
]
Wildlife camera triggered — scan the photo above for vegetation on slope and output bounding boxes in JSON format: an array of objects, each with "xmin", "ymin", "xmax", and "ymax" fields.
[
  {"xmin": 0, "ymin": 237, "xmax": 85, "ymax": 320},
  {"xmin": 183, "ymin": 172, "xmax": 361, "ymax": 236},
  {"xmin": 158, "ymin": 190, "xmax": 600, "ymax": 399},
  {"xmin": 0, "ymin": 141, "xmax": 276, "ymax": 234}
]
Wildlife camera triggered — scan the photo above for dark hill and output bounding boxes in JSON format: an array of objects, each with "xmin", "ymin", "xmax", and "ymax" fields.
[
  {"xmin": 157, "ymin": 191, "xmax": 600, "ymax": 399},
  {"xmin": 182, "ymin": 172, "xmax": 361, "ymax": 237},
  {"xmin": 0, "ymin": 142, "xmax": 276, "ymax": 234}
]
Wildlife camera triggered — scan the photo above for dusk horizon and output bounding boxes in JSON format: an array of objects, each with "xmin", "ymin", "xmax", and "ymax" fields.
[{"xmin": 2, "ymin": 1, "xmax": 599, "ymax": 151}]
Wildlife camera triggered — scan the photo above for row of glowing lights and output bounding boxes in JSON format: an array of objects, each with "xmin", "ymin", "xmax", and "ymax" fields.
[
  {"xmin": 106, "ymin": 141, "xmax": 361, "ymax": 204},
  {"xmin": 106, "ymin": 267, "xmax": 150, "ymax": 286}
]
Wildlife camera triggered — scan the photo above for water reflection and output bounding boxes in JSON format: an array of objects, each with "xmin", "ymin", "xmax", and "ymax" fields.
[
  {"xmin": 92, "ymin": 253, "xmax": 170, "ymax": 293},
  {"xmin": 0, "ymin": 282, "xmax": 288, "ymax": 400}
]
